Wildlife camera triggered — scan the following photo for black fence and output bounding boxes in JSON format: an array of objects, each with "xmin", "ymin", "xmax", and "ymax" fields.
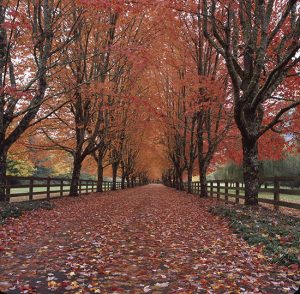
[
  {"xmin": 182, "ymin": 176, "xmax": 300, "ymax": 210},
  {"xmin": 2, "ymin": 176, "xmax": 141, "ymax": 202}
]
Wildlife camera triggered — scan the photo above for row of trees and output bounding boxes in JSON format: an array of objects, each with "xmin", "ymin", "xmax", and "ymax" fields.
[
  {"xmin": 160, "ymin": 0, "xmax": 299, "ymax": 205},
  {"xmin": 0, "ymin": 0, "xmax": 299, "ymax": 206},
  {"xmin": 0, "ymin": 0, "xmax": 154, "ymax": 200}
]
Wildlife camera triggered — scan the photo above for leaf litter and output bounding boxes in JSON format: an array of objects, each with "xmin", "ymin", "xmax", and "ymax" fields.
[{"xmin": 0, "ymin": 185, "xmax": 299, "ymax": 293}]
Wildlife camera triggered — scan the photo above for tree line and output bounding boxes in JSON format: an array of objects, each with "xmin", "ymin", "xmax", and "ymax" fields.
[
  {"xmin": 0, "ymin": 0, "xmax": 299, "ymax": 206},
  {"xmin": 0, "ymin": 0, "xmax": 154, "ymax": 200},
  {"xmin": 160, "ymin": 0, "xmax": 299, "ymax": 205}
]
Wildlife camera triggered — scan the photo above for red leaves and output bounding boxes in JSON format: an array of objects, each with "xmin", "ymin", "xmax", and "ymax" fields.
[
  {"xmin": 0, "ymin": 21, "xmax": 20, "ymax": 30},
  {"xmin": 0, "ymin": 186, "xmax": 299, "ymax": 292},
  {"xmin": 289, "ymin": 264, "xmax": 299, "ymax": 271}
]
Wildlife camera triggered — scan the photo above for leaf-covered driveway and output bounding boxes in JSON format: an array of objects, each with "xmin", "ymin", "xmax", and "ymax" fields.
[{"xmin": 0, "ymin": 185, "xmax": 299, "ymax": 293}]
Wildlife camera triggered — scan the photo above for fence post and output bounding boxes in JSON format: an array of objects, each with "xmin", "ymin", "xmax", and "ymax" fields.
[
  {"xmin": 60, "ymin": 179, "xmax": 64, "ymax": 197},
  {"xmin": 5, "ymin": 185, "xmax": 10, "ymax": 203},
  {"xmin": 92, "ymin": 181, "xmax": 94, "ymax": 193},
  {"xmin": 86, "ymin": 181, "xmax": 88, "ymax": 194},
  {"xmin": 217, "ymin": 181, "xmax": 220, "ymax": 200},
  {"xmin": 274, "ymin": 177, "xmax": 280, "ymax": 211},
  {"xmin": 225, "ymin": 181, "xmax": 228, "ymax": 203},
  {"xmin": 235, "ymin": 182, "xmax": 240, "ymax": 204},
  {"xmin": 29, "ymin": 178, "xmax": 34, "ymax": 201},
  {"xmin": 79, "ymin": 180, "xmax": 82, "ymax": 196},
  {"xmin": 210, "ymin": 181, "xmax": 213, "ymax": 198},
  {"xmin": 47, "ymin": 177, "xmax": 51, "ymax": 199}
]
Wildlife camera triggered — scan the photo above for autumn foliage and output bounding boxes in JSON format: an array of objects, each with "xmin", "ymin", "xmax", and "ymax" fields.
[{"xmin": 0, "ymin": 0, "xmax": 298, "ymax": 204}]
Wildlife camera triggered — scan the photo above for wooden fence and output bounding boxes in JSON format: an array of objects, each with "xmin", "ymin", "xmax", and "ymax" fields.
[
  {"xmin": 184, "ymin": 176, "xmax": 300, "ymax": 210},
  {"xmin": 2, "ymin": 175, "xmax": 138, "ymax": 202}
]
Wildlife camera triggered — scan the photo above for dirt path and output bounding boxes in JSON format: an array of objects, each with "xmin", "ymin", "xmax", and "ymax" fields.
[{"xmin": 0, "ymin": 185, "xmax": 298, "ymax": 293}]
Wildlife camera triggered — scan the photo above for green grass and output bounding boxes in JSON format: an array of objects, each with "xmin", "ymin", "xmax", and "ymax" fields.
[
  {"xmin": 10, "ymin": 185, "xmax": 97, "ymax": 194},
  {"xmin": 223, "ymin": 188, "xmax": 300, "ymax": 202},
  {"xmin": 8, "ymin": 185, "xmax": 113, "ymax": 202},
  {"xmin": 210, "ymin": 205, "xmax": 300, "ymax": 266}
]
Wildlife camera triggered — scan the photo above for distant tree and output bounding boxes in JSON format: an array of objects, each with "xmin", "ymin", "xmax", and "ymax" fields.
[{"xmin": 7, "ymin": 156, "xmax": 35, "ymax": 177}]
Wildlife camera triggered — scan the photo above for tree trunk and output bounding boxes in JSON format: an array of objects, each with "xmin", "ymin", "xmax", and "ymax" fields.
[
  {"xmin": 187, "ymin": 168, "xmax": 193, "ymax": 193},
  {"xmin": 178, "ymin": 173, "xmax": 184, "ymax": 191},
  {"xmin": 70, "ymin": 155, "xmax": 82, "ymax": 197},
  {"xmin": 121, "ymin": 164, "xmax": 126, "ymax": 189},
  {"xmin": 0, "ymin": 148, "xmax": 8, "ymax": 202},
  {"xmin": 172, "ymin": 171, "xmax": 176, "ymax": 188},
  {"xmin": 174, "ymin": 167, "xmax": 181, "ymax": 190},
  {"xmin": 175, "ymin": 177, "xmax": 179, "ymax": 189},
  {"xmin": 199, "ymin": 166, "xmax": 208, "ymax": 197},
  {"xmin": 96, "ymin": 155, "xmax": 104, "ymax": 192},
  {"xmin": 242, "ymin": 138, "xmax": 259, "ymax": 205},
  {"xmin": 121, "ymin": 176, "xmax": 125, "ymax": 189},
  {"xmin": 126, "ymin": 176, "xmax": 130, "ymax": 188},
  {"xmin": 112, "ymin": 162, "xmax": 118, "ymax": 190}
]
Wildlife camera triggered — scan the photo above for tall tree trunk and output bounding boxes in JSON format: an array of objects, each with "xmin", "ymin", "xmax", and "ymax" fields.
[
  {"xmin": 121, "ymin": 176, "xmax": 125, "ymax": 189},
  {"xmin": 172, "ymin": 170, "xmax": 176, "ymax": 188},
  {"xmin": 174, "ymin": 166, "xmax": 181, "ymax": 190},
  {"xmin": 242, "ymin": 138, "xmax": 259, "ymax": 205},
  {"xmin": 70, "ymin": 154, "xmax": 82, "ymax": 196},
  {"xmin": 112, "ymin": 162, "xmax": 118, "ymax": 190},
  {"xmin": 197, "ymin": 117, "xmax": 207, "ymax": 197},
  {"xmin": 96, "ymin": 154, "xmax": 104, "ymax": 192},
  {"xmin": 187, "ymin": 168, "xmax": 193, "ymax": 193},
  {"xmin": 121, "ymin": 164, "xmax": 126, "ymax": 189},
  {"xmin": 0, "ymin": 148, "xmax": 8, "ymax": 202},
  {"xmin": 199, "ymin": 164, "xmax": 208, "ymax": 197},
  {"xmin": 178, "ymin": 172, "xmax": 184, "ymax": 191},
  {"xmin": 126, "ymin": 175, "xmax": 130, "ymax": 188},
  {"xmin": 174, "ymin": 174, "xmax": 179, "ymax": 189}
]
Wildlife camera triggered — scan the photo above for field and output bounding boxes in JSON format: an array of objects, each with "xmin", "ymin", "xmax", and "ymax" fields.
[{"xmin": 8, "ymin": 185, "xmax": 102, "ymax": 202}]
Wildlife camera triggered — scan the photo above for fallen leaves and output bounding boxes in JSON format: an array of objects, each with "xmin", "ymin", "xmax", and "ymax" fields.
[{"xmin": 0, "ymin": 185, "xmax": 299, "ymax": 293}]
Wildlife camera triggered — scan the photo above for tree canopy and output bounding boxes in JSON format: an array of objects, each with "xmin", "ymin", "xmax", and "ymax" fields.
[{"xmin": 0, "ymin": 0, "xmax": 299, "ymax": 204}]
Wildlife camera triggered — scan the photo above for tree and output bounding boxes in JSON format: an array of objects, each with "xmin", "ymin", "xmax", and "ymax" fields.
[
  {"xmin": 175, "ymin": 4, "xmax": 233, "ymax": 196},
  {"xmin": 150, "ymin": 5, "xmax": 232, "ymax": 194},
  {"xmin": 0, "ymin": 0, "xmax": 80, "ymax": 200},
  {"xmin": 202, "ymin": 0, "xmax": 300, "ymax": 204},
  {"xmin": 34, "ymin": 4, "xmax": 120, "ymax": 196}
]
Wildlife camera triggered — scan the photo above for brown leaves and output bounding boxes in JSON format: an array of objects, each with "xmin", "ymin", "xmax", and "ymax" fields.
[{"xmin": 0, "ymin": 185, "xmax": 299, "ymax": 293}]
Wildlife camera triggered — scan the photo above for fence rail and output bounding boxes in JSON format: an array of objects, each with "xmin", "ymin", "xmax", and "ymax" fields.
[
  {"xmin": 184, "ymin": 176, "xmax": 300, "ymax": 210},
  {"xmin": 1, "ymin": 175, "xmax": 138, "ymax": 202}
]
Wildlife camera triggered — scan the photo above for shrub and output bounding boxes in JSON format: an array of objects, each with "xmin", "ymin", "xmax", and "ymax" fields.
[
  {"xmin": 210, "ymin": 205, "xmax": 300, "ymax": 266},
  {"xmin": 0, "ymin": 201, "xmax": 54, "ymax": 224}
]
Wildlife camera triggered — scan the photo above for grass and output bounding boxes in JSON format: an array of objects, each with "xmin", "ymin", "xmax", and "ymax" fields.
[
  {"xmin": 210, "ymin": 204, "xmax": 300, "ymax": 266},
  {"xmin": 220, "ymin": 188, "xmax": 300, "ymax": 203},
  {"xmin": 8, "ymin": 185, "xmax": 113, "ymax": 202},
  {"xmin": 0, "ymin": 201, "xmax": 54, "ymax": 225},
  {"xmin": 10, "ymin": 185, "xmax": 95, "ymax": 194}
]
